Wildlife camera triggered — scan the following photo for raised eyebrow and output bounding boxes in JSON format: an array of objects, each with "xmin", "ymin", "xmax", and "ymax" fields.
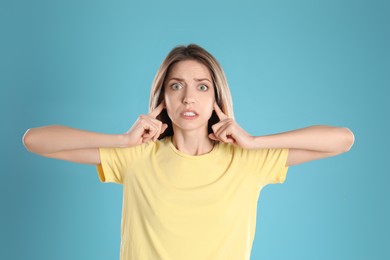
[
  {"xmin": 167, "ymin": 77, "xmax": 212, "ymax": 83},
  {"xmin": 194, "ymin": 78, "xmax": 212, "ymax": 83},
  {"xmin": 167, "ymin": 77, "xmax": 184, "ymax": 83}
]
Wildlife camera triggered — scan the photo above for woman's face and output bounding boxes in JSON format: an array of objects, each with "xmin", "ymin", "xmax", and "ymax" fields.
[{"xmin": 163, "ymin": 59, "xmax": 215, "ymax": 134}]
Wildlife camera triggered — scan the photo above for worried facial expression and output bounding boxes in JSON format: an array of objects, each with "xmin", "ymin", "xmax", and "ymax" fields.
[{"xmin": 163, "ymin": 59, "xmax": 216, "ymax": 133}]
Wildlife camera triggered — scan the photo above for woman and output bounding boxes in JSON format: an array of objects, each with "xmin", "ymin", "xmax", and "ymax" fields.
[{"xmin": 23, "ymin": 44, "xmax": 355, "ymax": 260}]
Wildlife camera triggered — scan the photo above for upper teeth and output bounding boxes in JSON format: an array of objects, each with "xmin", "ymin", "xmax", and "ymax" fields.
[{"xmin": 183, "ymin": 112, "xmax": 196, "ymax": 116}]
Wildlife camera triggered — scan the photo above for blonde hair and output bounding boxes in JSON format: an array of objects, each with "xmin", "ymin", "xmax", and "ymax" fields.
[{"xmin": 149, "ymin": 43, "xmax": 234, "ymax": 139}]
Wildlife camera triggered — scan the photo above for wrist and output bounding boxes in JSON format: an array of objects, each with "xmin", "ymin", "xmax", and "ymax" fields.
[
  {"xmin": 250, "ymin": 135, "xmax": 267, "ymax": 149},
  {"xmin": 116, "ymin": 134, "xmax": 129, "ymax": 147},
  {"xmin": 240, "ymin": 135, "xmax": 257, "ymax": 149}
]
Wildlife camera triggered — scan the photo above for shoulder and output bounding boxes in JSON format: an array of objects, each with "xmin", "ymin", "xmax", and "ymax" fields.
[
  {"xmin": 103, "ymin": 138, "xmax": 166, "ymax": 157},
  {"xmin": 217, "ymin": 142, "xmax": 276, "ymax": 159},
  {"xmin": 133, "ymin": 137, "xmax": 167, "ymax": 154},
  {"xmin": 217, "ymin": 141, "xmax": 254, "ymax": 157}
]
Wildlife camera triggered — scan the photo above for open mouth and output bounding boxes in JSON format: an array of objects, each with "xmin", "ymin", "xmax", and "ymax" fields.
[
  {"xmin": 183, "ymin": 111, "xmax": 197, "ymax": 117},
  {"xmin": 181, "ymin": 110, "xmax": 199, "ymax": 119}
]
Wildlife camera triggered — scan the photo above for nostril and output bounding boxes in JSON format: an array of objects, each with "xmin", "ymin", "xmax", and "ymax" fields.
[{"xmin": 183, "ymin": 97, "xmax": 195, "ymax": 104}]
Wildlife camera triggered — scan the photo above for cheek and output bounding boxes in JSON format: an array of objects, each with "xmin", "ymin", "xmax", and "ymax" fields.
[
  {"xmin": 163, "ymin": 94, "xmax": 172, "ymax": 113},
  {"xmin": 202, "ymin": 96, "xmax": 215, "ymax": 118},
  {"xmin": 163, "ymin": 93, "xmax": 177, "ymax": 118}
]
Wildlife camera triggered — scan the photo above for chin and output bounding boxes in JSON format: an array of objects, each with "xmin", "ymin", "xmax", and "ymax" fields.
[{"xmin": 172, "ymin": 120, "xmax": 209, "ymax": 132}]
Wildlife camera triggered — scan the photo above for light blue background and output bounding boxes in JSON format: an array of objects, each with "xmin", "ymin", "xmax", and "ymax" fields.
[{"xmin": 1, "ymin": 0, "xmax": 388, "ymax": 259}]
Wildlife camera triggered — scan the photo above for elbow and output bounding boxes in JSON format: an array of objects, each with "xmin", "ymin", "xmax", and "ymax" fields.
[
  {"xmin": 342, "ymin": 127, "xmax": 355, "ymax": 152},
  {"xmin": 22, "ymin": 128, "xmax": 35, "ymax": 153}
]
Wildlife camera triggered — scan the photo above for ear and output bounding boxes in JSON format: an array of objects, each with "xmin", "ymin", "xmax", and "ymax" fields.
[
  {"xmin": 214, "ymin": 91, "xmax": 222, "ymax": 110},
  {"xmin": 216, "ymin": 100, "xmax": 223, "ymax": 111},
  {"xmin": 157, "ymin": 94, "xmax": 166, "ymax": 109}
]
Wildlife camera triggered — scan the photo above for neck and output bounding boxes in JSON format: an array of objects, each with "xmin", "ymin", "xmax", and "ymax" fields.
[{"xmin": 171, "ymin": 127, "xmax": 215, "ymax": 156}]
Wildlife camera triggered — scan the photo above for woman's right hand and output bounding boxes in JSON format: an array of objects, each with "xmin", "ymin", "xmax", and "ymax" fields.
[{"xmin": 124, "ymin": 102, "xmax": 168, "ymax": 146}]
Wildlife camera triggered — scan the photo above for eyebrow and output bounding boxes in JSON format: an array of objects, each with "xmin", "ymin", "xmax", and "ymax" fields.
[{"xmin": 167, "ymin": 77, "xmax": 212, "ymax": 83}]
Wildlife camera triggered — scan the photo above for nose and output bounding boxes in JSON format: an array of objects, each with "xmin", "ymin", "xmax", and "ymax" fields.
[
  {"xmin": 182, "ymin": 88, "xmax": 196, "ymax": 105},
  {"xmin": 183, "ymin": 97, "xmax": 195, "ymax": 104}
]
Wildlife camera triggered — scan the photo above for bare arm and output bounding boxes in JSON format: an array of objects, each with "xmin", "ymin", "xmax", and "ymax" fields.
[
  {"xmin": 252, "ymin": 125, "xmax": 354, "ymax": 152},
  {"xmin": 22, "ymin": 125, "xmax": 127, "ymax": 154},
  {"xmin": 22, "ymin": 103, "xmax": 168, "ymax": 165},
  {"xmin": 22, "ymin": 125, "xmax": 127, "ymax": 164},
  {"xmin": 209, "ymin": 102, "xmax": 355, "ymax": 167},
  {"xmin": 252, "ymin": 125, "xmax": 355, "ymax": 167}
]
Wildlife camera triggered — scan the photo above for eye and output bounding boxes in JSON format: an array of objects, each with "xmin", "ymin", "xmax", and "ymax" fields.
[
  {"xmin": 198, "ymin": 84, "xmax": 209, "ymax": 91},
  {"xmin": 171, "ymin": 83, "xmax": 183, "ymax": 91}
]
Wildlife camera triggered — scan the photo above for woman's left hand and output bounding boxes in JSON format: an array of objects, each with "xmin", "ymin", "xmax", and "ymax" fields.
[{"xmin": 209, "ymin": 102, "xmax": 254, "ymax": 149}]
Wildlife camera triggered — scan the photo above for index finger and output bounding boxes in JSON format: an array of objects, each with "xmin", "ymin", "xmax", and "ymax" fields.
[
  {"xmin": 149, "ymin": 102, "xmax": 165, "ymax": 118},
  {"xmin": 214, "ymin": 102, "xmax": 228, "ymax": 120}
]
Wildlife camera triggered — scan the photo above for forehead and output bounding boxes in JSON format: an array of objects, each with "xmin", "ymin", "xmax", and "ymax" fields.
[{"xmin": 166, "ymin": 59, "xmax": 212, "ymax": 80}]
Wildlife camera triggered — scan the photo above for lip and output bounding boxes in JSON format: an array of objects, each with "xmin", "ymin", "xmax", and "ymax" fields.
[{"xmin": 180, "ymin": 110, "xmax": 199, "ymax": 120}]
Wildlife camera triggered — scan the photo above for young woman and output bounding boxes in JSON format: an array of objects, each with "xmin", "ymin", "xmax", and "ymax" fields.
[{"xmin": 23, "ymin": 44, "xmax": 355, "ymax": 260}]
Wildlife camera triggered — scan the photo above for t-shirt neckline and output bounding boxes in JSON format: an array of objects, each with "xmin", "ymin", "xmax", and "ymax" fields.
[{"xmin": 166, "ymin": 136, "xmax": 219, "ymax": 159}]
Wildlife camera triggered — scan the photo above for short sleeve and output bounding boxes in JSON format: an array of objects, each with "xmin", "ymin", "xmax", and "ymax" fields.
[
  {"xmin": 253, "ymin": 148, "xmax": 290, "ymax": 188},
  {"xmin": 96, "ymin": 146, "xmax": 139, "ymax": 184}
]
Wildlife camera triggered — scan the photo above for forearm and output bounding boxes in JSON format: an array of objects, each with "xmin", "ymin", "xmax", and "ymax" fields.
[
  {"xmin": 252, "ymin": 125, "xmax": 354, "ymax": 152},
  {"xmin": 22, "ymin": 125, "xmax": 127, "ymax": 154}
]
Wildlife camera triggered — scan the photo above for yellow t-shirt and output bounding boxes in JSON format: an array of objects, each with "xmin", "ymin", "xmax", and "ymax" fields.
[{"xmin": 97, "ymin": 136, "xmax": 289, "ymax": 260}]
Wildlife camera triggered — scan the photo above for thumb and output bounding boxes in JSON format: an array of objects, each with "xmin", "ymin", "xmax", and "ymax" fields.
[
  {"xmin": 161, "ymin": 123, "xmax": 168, "ymax": 133},
  {"xmin": 208, "ymin": 133, "xmax": 218, "ymax": 141}
]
